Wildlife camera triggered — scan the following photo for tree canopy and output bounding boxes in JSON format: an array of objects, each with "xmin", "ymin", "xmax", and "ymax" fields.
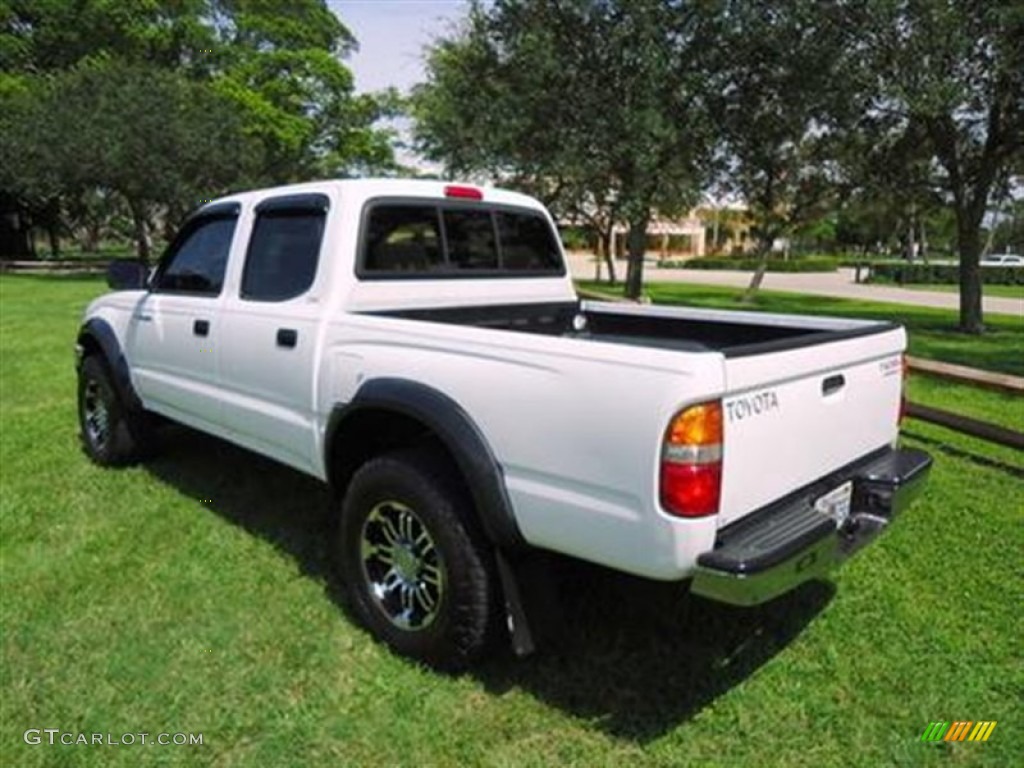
[
  {"xmin": 706, "ymin": 0, "xmax": 857, "ymax": 299},
  {"xmin": 414, "ymin": 0, "xmax": 716, "ymax": 299},
  {"xmin": 0, "ymin": 0, "xmax": 396, "ymax": 260},
  {"xmin": 849, "ymin": 0, "xmax": 1024, "ymax": 332},
  {"xmin": 413, "ymin": 0, "xmax": 1023, "ymax": 331}
]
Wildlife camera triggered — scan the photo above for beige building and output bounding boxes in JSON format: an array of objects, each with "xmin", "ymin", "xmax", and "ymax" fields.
[
  {"xmin": 611, "ymin": 214, "xmax": 707, "ymax": 259},
  {"xmin": 609, "ymin": 204, "xmax": 754, "ymax": 260}
]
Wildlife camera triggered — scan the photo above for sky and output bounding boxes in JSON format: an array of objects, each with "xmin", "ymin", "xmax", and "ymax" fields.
[{"xmin": 327, "ymin": 1, "xmax": 471, "ymax": 95}]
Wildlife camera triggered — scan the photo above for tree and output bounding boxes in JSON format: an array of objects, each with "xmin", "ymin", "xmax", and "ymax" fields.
[
  {"xmin": 0, "ymin": 0, "xmax": 397, "ymax": 256},
  {"xmin": 1, "ymin": 60, "xmax": 257, "ymax": 261},
  {"xmin": 413, "ymin": 0, "xmax": 715, "ymax": 299},
  {"xmin": 854, "ymin": 0, "xmax": 1024, "ymax": 333},
  {"xmin": 210, "ymin": 0, "xmax": 398, "ymax": 182},
  {"xmin": 988, "ymin": 197, "xmax": 1024, "ymax": 254},
  {"xmin": 830, "ymin": 107, "xmax": 959, "ymax": 264},
  {"xmin": 709, "ymin": 1, "xmax": 854, "ymax": 300}
]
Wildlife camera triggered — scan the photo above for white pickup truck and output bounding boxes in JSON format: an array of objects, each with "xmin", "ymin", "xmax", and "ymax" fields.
[{"xmin": 76, "ymin": 179, "xmax": 931, "ymax": 668}]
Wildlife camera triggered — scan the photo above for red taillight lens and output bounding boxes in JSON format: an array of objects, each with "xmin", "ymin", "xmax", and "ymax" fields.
[
  {"xmin": 444, "ymin": 184, "xmax": 483, "ymax": 200},
  {"xmin": 660, "ymin": 401, "xmax": 723, "ymax": 518},
  {"xmin": 661, "ymin": 463, "xmax": 722, "ymax": 518}
]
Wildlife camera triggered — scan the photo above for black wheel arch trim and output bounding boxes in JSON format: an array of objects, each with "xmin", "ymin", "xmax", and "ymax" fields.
[
  {"xmin": 327, "ymin": 378, "xmax": 525, "ymax": 549},
  {"xmin": 76, "ymin": 318, "xmax": 143, "ymax": 413}
]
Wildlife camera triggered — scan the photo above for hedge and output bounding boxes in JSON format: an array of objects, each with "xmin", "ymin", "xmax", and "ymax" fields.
[
  {"xmin": 868, "ymin": 263, "xmax": 1024, "ymax": 286},
  {"xmin": 837, "ymin": 258, "xmax": 907, "ymax": 268},
  {"xmin": 660, "ymin": 257, "xmax": 838, "ymax": 273}
]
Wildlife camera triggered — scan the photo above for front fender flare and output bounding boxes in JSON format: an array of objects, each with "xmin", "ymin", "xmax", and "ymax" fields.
[{"xmin": 76, "ymin": 318, "xmax": 142, "ymax": 412}]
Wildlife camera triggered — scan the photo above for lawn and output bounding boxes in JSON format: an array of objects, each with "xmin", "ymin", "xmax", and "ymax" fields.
[
  {"xmin": 880, "ymin": 283, "xmax": 1024, "ymax": 300},
  {"xmin": 579, "ymin": 280, "xmax": 1024, "ymax": 377},
  {"xmin": 2, "ymin": 274, "xmax": 1021, "ymax": 767}
]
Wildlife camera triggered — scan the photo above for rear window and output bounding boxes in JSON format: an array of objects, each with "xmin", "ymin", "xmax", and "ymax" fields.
[
  {"xmin": 361, "ymin": 201, "xmax": 563, "ymax": 278},
  {"xmin": 444, "ymin": 209, "xmax": 499, "ymax": 270}
]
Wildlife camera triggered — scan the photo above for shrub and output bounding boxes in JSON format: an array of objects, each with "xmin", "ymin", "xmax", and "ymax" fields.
[
  {"xmin": 836, "ymin": 258, "xmax": 906, "ymax": 268},
  {"xmin": 558, "ymin": 226, "xmax": 593, "ymax": 251},
  {"xmin": 660, "ymin": 257, "xmax": 838, "ymax": 273},
  {"xmin": 868, "ymin": 263, "xmax": 1024, "ymax": 286}
]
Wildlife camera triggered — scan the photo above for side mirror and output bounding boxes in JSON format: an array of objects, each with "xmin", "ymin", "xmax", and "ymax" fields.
[{"xmin": 107, "ymin": 259, "xmax": 149, "ymax": 290}]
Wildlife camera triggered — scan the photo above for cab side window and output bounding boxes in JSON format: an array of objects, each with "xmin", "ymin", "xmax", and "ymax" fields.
[
  {"xmin": 242, "ymin": 212, "xmax": 326, "ymax": 301},
  {"xmin": 153, "ymin": 216, "xmax": 237, "ymax": 296}
]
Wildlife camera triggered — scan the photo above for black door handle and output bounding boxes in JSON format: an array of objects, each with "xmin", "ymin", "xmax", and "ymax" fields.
[
  {"xmin": 276, "ymin": 328, "xmax": 297, "ymax": 348},
  {"xmin": 822, "ymin": 374, "xmax": 845, "ymax": 395},
  {"xmin": 193, "ymin": 319, "xmax": 210, "ymax": 337}
]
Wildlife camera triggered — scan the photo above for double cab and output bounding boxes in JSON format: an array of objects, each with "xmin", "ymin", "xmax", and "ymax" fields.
[{"xmin": 76, "ymin": 179, "xmax": 931, "ymax": 668}]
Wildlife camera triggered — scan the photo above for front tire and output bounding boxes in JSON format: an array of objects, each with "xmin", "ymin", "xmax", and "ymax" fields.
[
  {"xmin": 337, "ymin": 449, "xmax": 498, "ymax": 670},
  {"xmin": 77, "ymin": 355, "xmax": 154, "ymax": 466}
]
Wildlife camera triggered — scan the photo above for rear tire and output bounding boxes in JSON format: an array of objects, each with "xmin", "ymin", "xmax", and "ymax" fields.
[
  {"xmin": 77, "ymin": 355, "xmax": 155, "ymax": 466},
  {"xmin": 337, "ymin": 448, "xmax": 498, "ymax": 670}
]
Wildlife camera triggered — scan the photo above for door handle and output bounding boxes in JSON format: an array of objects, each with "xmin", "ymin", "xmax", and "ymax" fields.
[
  {"xmin": 822, "ymin": 374, "xmax": 845, "ymax": 396},
  {"xmin": 134, "ymin": 313, "xmax": 153, "ymax": 322},
  {"xmin": 193, "ymin": 319, "xmax": 210, "ymax": 337},
  {"xmin": 276, "ymin": 328, "xmax": 297, "ymax": 348}
]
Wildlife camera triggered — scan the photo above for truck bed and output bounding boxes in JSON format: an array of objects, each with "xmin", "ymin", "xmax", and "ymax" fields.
[{"xmin": 375, "ymin": 299, "xmax": 896, "ymax": 357}]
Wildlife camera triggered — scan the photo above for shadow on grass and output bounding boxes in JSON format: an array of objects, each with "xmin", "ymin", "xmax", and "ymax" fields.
[
  {"xmin": 475, "ymin": 563, "xmax": 832, "ymax": 741},
  {"xmin": 146, "ymin": 424, "xmax": 834, "ymax": 743},
  {"xmin": 144, "ymin": 425, "xmax": 335, "ymax": 584},
  {"xmin": 902, "ymin": 429, "xmax": 1024, "ymax": 478}
]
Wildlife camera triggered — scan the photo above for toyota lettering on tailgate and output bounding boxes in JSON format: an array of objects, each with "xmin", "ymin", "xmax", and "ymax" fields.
[{"xmin": 725, "ymin": 390, "xmax": 779, "ymax": 422}]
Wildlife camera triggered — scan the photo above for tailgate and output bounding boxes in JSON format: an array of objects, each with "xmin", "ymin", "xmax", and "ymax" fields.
[{"xmin": 718, "ymin": 326, "xmax": 905, "ymax": 528}]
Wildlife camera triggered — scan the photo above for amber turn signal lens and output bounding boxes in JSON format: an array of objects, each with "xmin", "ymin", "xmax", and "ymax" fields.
[
  {"xmin": 661, "ymin": 401, "xmax": 723, "ymax": 518},
  {"xmin": 666, "ymin": 402, "xmax": 723, "ymax": 446}
]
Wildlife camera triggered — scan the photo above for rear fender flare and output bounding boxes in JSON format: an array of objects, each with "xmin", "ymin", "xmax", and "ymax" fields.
[{"xmin": 326, "ymin": 378, "xmax": 525, "ymax": 549}]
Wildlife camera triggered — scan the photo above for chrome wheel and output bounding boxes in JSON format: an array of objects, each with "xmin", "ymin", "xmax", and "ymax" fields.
[
  {"xmin": 360, "ymin": 500, "xmax": 445, "ymax": 631},
  {"xmin": 82, "ymin": 379, "xmax": 110, "ymax": 451}
]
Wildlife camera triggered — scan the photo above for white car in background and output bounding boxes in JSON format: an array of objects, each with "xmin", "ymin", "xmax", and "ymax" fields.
[{"xmin": 980, "ymin": 253, "xmax": 1024, "ymax": 266}]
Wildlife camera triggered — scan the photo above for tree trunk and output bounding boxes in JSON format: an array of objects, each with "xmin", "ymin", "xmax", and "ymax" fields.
[
  {"xmin": 46, "ymin": 224, "xmax": 60, "ymax": 258},
  {"xmin": 740, "ymin": 237, "xmax": 773, "ymax": 302},
  {"xmin": 43, "ymin": 198, "xmax": 62, "ymax": 258},
  {"xmin": 0, "ymin": 214, "xmax": 33, "ymax": 259},
  {"xmin": 905, "ymin": 208, "xmax": 916, "ymax": 261},
  {"xmin": 81, "ymin": 220, "xmax": 102, "ymax": 252},
  {"xmin": 595, "ymin": 228, "xmax": 617, "ymax": 284},
  {"xmin": 956, "ymin": 218, "xmax": 984, "ymax": 334},
  {"xmin": 129, "ymin": 201, "xmax": 151, "ymax": 264},
  {"xmin": 624, "ymin": 216, "xmax": 649, "ymax": 300},
  {"xmin": 980, "ymin": 217, "xmax": 996, "ymax": 258},
  {"xmin": 600, "ymin": 224, "xmax": 616, "ymax": 284}
]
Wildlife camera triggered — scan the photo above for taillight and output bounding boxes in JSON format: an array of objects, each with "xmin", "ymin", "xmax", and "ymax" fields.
[
  {"xmin": 899, "ymin": 353, "xmax": 909, "ymax": 426},
  {"xmin": 444, "ymin": 184, "xmax": 483, "ymax": 200},
  {"xmin": 661, "ymin": 401, "xmax": 723, "ymax": 517}
]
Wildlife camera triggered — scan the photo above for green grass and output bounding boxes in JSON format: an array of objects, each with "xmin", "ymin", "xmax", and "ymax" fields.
[
  {"xmin": 907, "ymin": 376, "xmax": 1024, "ymax": 434},
  {"xmin": 874, "ymin": 283, "xmax": 1024, "ymax": 300},
  {"xmin": 580, "ymin": 280, "xmax": 1024, "ymax": 377},
  {"xmin": 2, "ymin": 274, "xmax": 1022, "ymax": 767}
]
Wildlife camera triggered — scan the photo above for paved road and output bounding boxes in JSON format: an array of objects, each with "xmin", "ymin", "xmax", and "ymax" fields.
[{"xmin": 569, "ymin": 254, "xmax": 1023, "ymax": 317}]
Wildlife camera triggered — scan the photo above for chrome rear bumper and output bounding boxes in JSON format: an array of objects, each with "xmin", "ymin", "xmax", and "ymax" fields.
[{"xmin": 691, "ymin": 447, "xmax": 932, "ymax": 607}]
